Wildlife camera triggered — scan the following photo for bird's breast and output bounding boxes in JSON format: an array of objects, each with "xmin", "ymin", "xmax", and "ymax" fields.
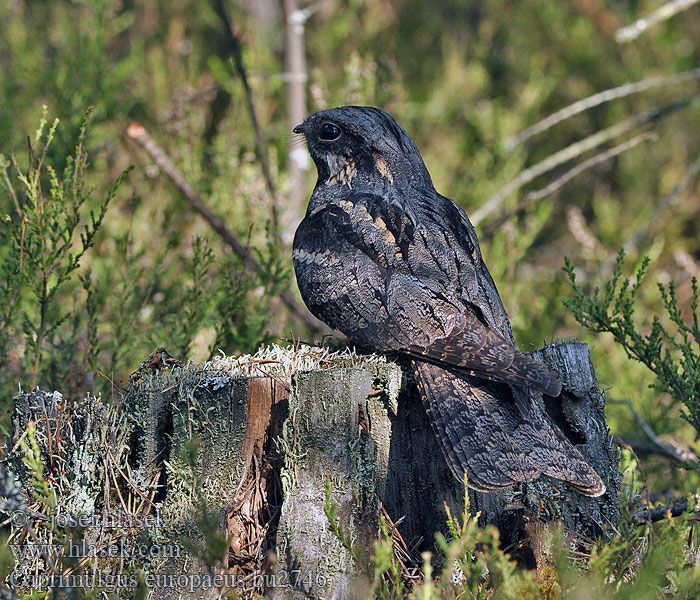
[{"xmin": 293, "ymin": 213, "xmax": 390, "ymax": 343}]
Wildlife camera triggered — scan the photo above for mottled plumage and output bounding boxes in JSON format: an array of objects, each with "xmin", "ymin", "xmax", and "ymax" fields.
[{"xmin": 292, "ymin": 106, "xmax": 605, "ymax": 497}]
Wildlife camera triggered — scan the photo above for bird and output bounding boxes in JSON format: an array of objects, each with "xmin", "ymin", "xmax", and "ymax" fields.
[{"xmin": 291, "ymin": 106, "xmax": 605, "ymax": 497}]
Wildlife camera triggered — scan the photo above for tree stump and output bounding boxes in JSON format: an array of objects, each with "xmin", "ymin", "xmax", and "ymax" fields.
[{"xmin": 6, "ymin": 343, "xmax": 619, "ymax": 598}]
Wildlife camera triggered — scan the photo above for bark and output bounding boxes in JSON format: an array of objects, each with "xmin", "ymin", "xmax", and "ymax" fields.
[{"xmin": 6, "ymin": 343, "xmax": 619, "ymax": 598}]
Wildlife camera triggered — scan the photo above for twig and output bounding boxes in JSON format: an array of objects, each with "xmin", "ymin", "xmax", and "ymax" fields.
[
  {"xmin": 599, "ymin": 152, "xmax": 700, "ymax": 277},
  {"xmin": 10, "ymin": 420, "xmax": 35, "ymax": 455},
  {"xmin": 610, "ymin": 399, "xmax": 698, "ymax": 463},
  {"xmin": 472, "ymin": 97, "xmax": 697, "ymax": 226},
  {"xmin": 523, "ymin": 133, "xmax": 657, "ymax": 203},
  {"xmin": 104, "ymin": 442, "xmax": 154, "ymax": 508},
  {"xmin": 96, "ymin": 369, "xmax": 125, "ymax": 394},
  {"xmin": 125, "ymin": 122, "xmax": 326, "ymax": 335},
  {"xmin": 507, "ymin": 67, "xmax": 700, "ymax": 150},
  {"xmin": 105, "ymin": 453, "xmax": 129, "ymax": 514},
  {"xmin": 211, "ymin": 0, "xmax": 279, "ymax": 233},
  {"xmin": 482, "ymin": 133, "xmax": 656, "ymax": 241},
  {"xmin": 616, "ymin": 0, "xmax": 700, "ymax": 43},
  {"xmin": 635, "ymin": 497, "xmax": 688, "ymax": 523},
  {"xmin": 0, "ymin": 500, "xmax": 48, "ymax": 524},
  {"xmin": 613, "ymin": 436, "xmax": 697, "ymax": 462}
]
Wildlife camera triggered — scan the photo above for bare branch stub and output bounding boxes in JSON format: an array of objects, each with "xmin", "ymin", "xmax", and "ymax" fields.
[{"xmin": 635, "ymin": 497, "xmax": 689, "ymax": 523}]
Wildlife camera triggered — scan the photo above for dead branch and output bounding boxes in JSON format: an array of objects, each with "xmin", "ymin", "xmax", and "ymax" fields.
[
  {"xmin": 613, "ymin": 436, "xmax": 697, "ymax": 463},
  {"xmin": 616, "ymin": 0, "xmax": 700, "ymax": 43},
  {"xmin": 472, "ymin": 97, "xmax": 697, "ymax": 226},
  {"xmin": 507, "ymin": 67, "xmax": 700, "ymax": 150},
  {"xmin": 482, "ymin": 133, "xmax": 656, "ymax": 241},
  {"xmin": 609, "ymin": 399, "xmax": 698, "ymax": 464},
  {"xmin": 599, "ymin": 152, "xmax": 700, "ymax": 277},
  {"xmin": 125, "ymin": 122, "xmax": 327, "ymax": 336},
  {"xmin": 281, "ymin": 0, "xmax": 312, "ymax": 246},
  {"xmin": 211, "ymin": 0, "xmax": 279, "ymax": 232},
  {"xmin": 635, "ymin": 497, "xmax": 689, "ymax": 523}
]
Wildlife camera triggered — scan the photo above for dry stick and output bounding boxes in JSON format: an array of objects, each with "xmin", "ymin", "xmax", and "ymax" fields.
[
  {"xmin": 599, "ymin": 152, "xmax": 700, "ymax": 277},
  {"xmin": 472, "ymin": 97, "xmax": 697, "ymax": 227},
  {"xmin": 482, "ymin": 132, "xmax": 656, "ymax": 241},
  {"xmin": 610, "ymin": 399, "xmax": 698, "ymax": 463},
  {"xmin": 507, "ymin": 66, "xmax": 700, "ymax": 150},
  {"xmin": 104, "ymin": 442, "xmax": 154, "ymax": 508},
  {"xmin": 616, "ymin": 0, "xmax": 700, "ymax": 43},
  {"xmin": 613, "ymin": 436, "xmax": 694, "ymax": 462},
  {"xmin": 105, "ymin": 453, "xmax": 129, "ymax": 514},
  {"xmin": 211, "ymin": 0, "xmax": 279, "ymax": 233},
  {"xmin": 635, "ymin": 497, "xmax": 688, "ymax": 523},
  {"xmin": 10, "ymin": 420, "xmax": 36, "ymax": 454},
  {"xmin": 125, "ymin": 123, "xmax": 325, "ymax": 336}
]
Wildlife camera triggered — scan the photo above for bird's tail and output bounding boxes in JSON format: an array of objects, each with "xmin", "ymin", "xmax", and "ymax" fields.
[
  {"xmin": 413, "ymin": 360, "xmax": 606, "ymax": 497},
  {"xmin": 461, "ymin": 351, "xmax": 563, "ymax": 397}
]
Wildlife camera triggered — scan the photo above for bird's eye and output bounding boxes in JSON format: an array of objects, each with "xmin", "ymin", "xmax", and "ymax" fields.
[{"xmin": 319, "ymin": 122, "xmax": 341, "ymax": 141}]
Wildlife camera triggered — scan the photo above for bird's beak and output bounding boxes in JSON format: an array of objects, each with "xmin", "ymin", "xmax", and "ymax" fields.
[{"xmin": 293, "ymin": 123, "xmax": 305, "ymax": 134}]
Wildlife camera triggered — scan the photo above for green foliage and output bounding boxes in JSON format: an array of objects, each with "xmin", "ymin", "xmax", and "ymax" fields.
[
  {"xmin": 413, "ymin": 491, "xmax": 540, "ymax": 600},
  {"xmin": 1, "ymin": 2, "xmax": 698, "ymax": 466},
  {"xmin": 20, "ymin": 426, "xmax": 56, "ymax": 510},
  {"xmin": 2, "ymin": 1, "xmax": 700, "ymax": 596},
  {"xmin": 208, "ymin": 225, "xmax": 290, "ymax": 357},
  {"xmin": 323, "ymin": 478, "xmax": 541, "ymax": 598},
  {"xmin": 587, "ymin": 449, "xmax": 647, "ymax": 585},
  {"xmin": 325, "ymin": 465, "xmax": 699, "ymax": 599},
  {"xmin": 164, "ymin": 236, "xmax": 216, "ymax": 359},
  {"xmin": 564, "ymin": 250, "xmax": 700, "ymax": 438},
  {"xmin": 0, "ymin": 108, "xmax": 131, "ymax": 394},
  {"xmin": 0, "ymin": 108, "xmax": 288, "ymax": 405}
]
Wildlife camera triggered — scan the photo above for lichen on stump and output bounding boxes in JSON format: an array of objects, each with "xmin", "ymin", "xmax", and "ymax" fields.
[{"xmin": 5, "ymin": 342, "xmax": 619, "ymax": 598}]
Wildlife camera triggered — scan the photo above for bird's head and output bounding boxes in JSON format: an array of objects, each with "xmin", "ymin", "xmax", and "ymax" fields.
[{"xmin": 293, "ymin": 106, "xmax": 433, "ymax": 190}]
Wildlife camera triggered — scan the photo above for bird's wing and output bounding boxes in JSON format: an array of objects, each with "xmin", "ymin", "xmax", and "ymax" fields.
[
  {"xmin": 414, "ymin": 360, "xmax": 542, "ymax": 490},
  {"xmin": 322, "ymin": 192, "xmax": 604, "ymax": 495},
  {"xmin": 414, "ymin": 360, "xmax": 606, "ymax": 496},
  {"xmin": 324, "ymin": 192, "xmax": 561, "ymax": 395}
]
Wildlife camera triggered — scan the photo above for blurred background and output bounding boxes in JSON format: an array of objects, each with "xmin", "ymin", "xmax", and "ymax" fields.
[{"xmin": 0, "ymin": 0, "xmax": 699, "ymax": 497}]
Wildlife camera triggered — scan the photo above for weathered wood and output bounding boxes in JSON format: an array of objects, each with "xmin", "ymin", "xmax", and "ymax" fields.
[
  {"xmin": 382, "ymin": 360, "xmax": 465, "ymax": 547},
  {"xmin": 9, "ymin": 390, "xmax": 108, "ymax": 517},
  {"xmin": 273, "ymin": 368, "xmax": 382, "ymax": 599},
  {"xmin": 6, "ymin": 343, "xmax": 619, "ymax": 598},
  {"xmin": 124, "ymin": 368, "xmax": 292, "ymax": 599},
  {"xmin": 528, "ymin": 343, "xmax": 620, "ymax": 539},
  {"xmin": 225, "ymin": 377, "xmax": 289, "ymax": 578}
]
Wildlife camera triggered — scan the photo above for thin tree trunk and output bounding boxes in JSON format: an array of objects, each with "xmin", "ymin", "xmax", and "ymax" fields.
[{"xmin": 281, "ymin": 0, "xmax": 311, "ymax": 246}]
